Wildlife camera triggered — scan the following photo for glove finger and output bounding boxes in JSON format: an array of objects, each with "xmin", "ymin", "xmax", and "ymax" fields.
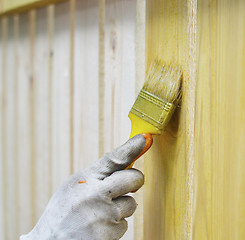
[
  {"xmin": 89, "ymin": 135, "xmax": 146, "ymax": 179},
  {"xmin": 112, "ymin": 219, "xmax": 128, "ymax": 240},
  {"xmin": 102, "ymin": 169, "xmax": 144, "ymax": 199},
  {"xmin": 113, "ymin": 196, "xmax": 137, "ymax": 220},
  {"xmin": 92, "ymin": 219, "xmax": 127, "ymax": 240}
]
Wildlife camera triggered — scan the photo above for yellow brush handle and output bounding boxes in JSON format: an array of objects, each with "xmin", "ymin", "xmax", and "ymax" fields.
[
  {"xmin": 125, "ymin": 112, "xmax": 160, "ymax": 169},
  {"xmin": 128, "ymin": 112, "xmax": 161, "ymax": 138}
]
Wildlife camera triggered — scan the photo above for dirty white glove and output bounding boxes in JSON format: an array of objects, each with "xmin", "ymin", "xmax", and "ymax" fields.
[{"xmin": 20, "ymin": 134, "xmax": 149, "ymax": 240}]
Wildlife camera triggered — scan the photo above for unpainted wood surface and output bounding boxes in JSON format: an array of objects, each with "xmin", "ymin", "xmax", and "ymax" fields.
[
  {"xmin": 103, "ymin": 1, "xmax": 137, "ymax": 238},
  {"xmin": 0, "ymin": 0, "xmax": 141, "ymax": 239},
  {"xmin": 133, "ymin": 1, "xmax": 146, "ymax": 239}
]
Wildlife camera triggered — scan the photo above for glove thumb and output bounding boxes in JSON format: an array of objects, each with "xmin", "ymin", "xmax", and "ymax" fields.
[{"xmin": 89, "ymin": 134, "xmax": 153, "ymax": 178}]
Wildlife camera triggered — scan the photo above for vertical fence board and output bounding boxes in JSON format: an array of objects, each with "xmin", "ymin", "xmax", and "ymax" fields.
[
  {"xmin": 17, "ymin": 12, "xmax": 33, "ymax": 234},
  {"xmin": 104, "ymin": 0, "xmax": 136, "ymax": 150},
  {"xmin": 52, "ymin": 1, "xmax": 71, "ymax": 190},
  {"xmin": 134, "ymin": 1, "xmax": 145, "ymax": 239},
  {"xmin": 13, "ymin": 15, "xmax": 19, "ymax": 237},
  {"xmin": 48, "ymin": 4, "xmax": 54, "ymax": 195},
  {"xmin": 5, "ymin": 16, "xmax": 19, "ymax": 240},
  {"xmin": 98, "ymin": 0, "xmax": 105, "ymax": 158},
  {"xmin": 34, "ymin": 7, "xmax": 51, "ymax": 221},
  {"xmin": 193, "ymin": 0, "xmax": 245, "ymax": 239},
  {"xmin": 144, "ymin": 0, "xmax": 191, "ymax": 239},
  {"xmin": 0, "ymin": 17, "xmax": 6, "ymax": 240},
  {"xmin": 104, "ymin": 1, "xmax": 137, "ymax": 239},
  {"xmin": 29, "ymin": 9, "xmax": 36, "ymax": 224},
  {"xmin": 73, "ymin": 0, "xmax": 99, "ymax": 172}
]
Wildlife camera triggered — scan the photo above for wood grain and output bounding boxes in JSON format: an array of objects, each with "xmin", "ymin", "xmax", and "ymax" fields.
[
  {"xmin": 133, "ymin": 0, "xmax": 146, "ymax": 239},
  {"xmin": 0, "ymin": 17, "xmax": 4, "ymax": 237},
  {"xmin": 193, "ymin": 0, "xmax": 245, "ymax": 239},
  {"xmin": 145, "ymin": 0, "xmax": 245, "ymax": 240},
  {"xmin": 17, "ymin": 12, "xmax": 33, "ymax": 235},
  {"xmin": 5, "ymin": 16, "xmax": 19, "ymax": 239},
  {"xmin": 145, "ymin": 0, "xmax": 192, "ymax": 239},
  {"xmin": 0, "ymin": 16, "xmax": 7, "ymax": 240},
  {"xmin": 98, "ymin": 0, "xmax": 105, "ymax": 158},
  {"xmin": 0, "ymin": 1, "xmax": 138, "ymax": 239},
  {"xmin": 51, "ymin": 1, "xmax": 71, "ymax": 190},
  {"xmin": 104, "ymin": 0, "xmax": 136, "ymax": 151},
  {"xmin": 2, "ymin": 0, "xmax": 245, "ymax": 239},
  {"xmin": 34, "ymin": 6, "xmax": 51, "ymax": 221},
  {"xmin": 103, "ymin": 1, "xmax": 137, "ymax": 238},
  {"xmin": 47, "ymin": 4, "xmax": 54, "ymax": 196},
  {"xmin": 29, "ymin": 9, "xmax": 36, "ymax": 225},
  {"xmin": 73, "ymin": 0, "xmax": 99, "ymax": 171}
]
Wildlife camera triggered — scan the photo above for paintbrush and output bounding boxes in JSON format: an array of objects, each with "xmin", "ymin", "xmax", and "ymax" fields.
[{"xmin": 126, "ymin": 59, "xmax": 182, "ymax": 168}]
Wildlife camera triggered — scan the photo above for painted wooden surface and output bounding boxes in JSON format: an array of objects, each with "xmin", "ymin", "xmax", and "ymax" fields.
[
  {"xmin": 194, "ymin": 0, "xmax": 245, "ymax": 239},
  {"xmin": 144, "ymin": 0, "xmax": 192, "ymax": 239},
  {"xmin": 0, "ymin": 0, "xmax": 140, "ymax": 239},
  {"xmin": 144, "ymin": 0, "xmax": 245, "ymax": 239}
]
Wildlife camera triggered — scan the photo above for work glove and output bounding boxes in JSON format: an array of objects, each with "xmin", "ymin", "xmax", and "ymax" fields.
[{"xmin": 20, "ymin": 134, "xmax": 152, "ymax": 240}]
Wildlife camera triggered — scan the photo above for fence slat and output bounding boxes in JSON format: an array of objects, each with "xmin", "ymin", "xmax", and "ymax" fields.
[
  {"xmin": 34, "ymin": 7, "xmax": 52, "ymax": 221},
  {"xmin": 73, "ymin": 0, "xmax": 99, "ymax": 172},
  {"xmin": 51, "ymin": 1, "xmax": 71, "ymax": 190},
  {"xmin": 104, "ymin": 1, "xmax": 137, "ymax": 239},
  {"xmin": 17, "ymin": 12, "xmax": 33, "ymax": 235}
]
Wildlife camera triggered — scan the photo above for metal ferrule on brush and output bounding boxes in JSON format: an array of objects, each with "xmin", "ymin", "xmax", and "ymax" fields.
[{"xmin": 130, "ymin": 89, "xmax": 176, "ymax": 132}]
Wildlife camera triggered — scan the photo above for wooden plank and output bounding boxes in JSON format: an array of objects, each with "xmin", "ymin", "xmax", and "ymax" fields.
[
  {"xmin": 13, "ymin": 14, "xmax": 19, "ymax": 237},
  {"xmin": 47, "ymin": 4, "xmax": 54, "ymax": 195},
  {"xmin": 29, "ymin": 9, "xmax": 36, "ymax": 225},
  {"xmin": 33, "ymin": 6, "xmax": 52, "ymax": 221},
  {"xmin": 0, "ymin": 16, "xmax": 7, "ymax": 240},
  {"xmin": 5, "ymin": 16, "xmax": 19, "ymax": 240},
  {"xmin": 73, "ymin": 0, "xmax": 99, "ymax": 171},
  {"xmin": 51, "ymin": 1, "xmax": 71, "ymax": 190},
  {"xmin": 193, "ymin": 0, "xmax": 245, "ymax": 239},
  {"xmin": 69, "ymin": 0, "xmax": 74, "ymax": 173},
  {"xmin": 98, "ymin": 0, "xmax": 105, "ymax": 158},
  {"xmin": 104, "ymin": 1, "xmax": 137, "ymax": 239},
  {"xmin": 104, "ymin": 0, "xmax": 137, "ymax": 151},
  {"xmin": 17, "ymin": 12, "xmax": 33, "ymax": 234},
  {"xmin": 144, "ymin": 0, "xmax": 195, "ymax": 239},
  {"xmin": 133, "ymin": 1, "xmax": 146, "ymax": 239}
]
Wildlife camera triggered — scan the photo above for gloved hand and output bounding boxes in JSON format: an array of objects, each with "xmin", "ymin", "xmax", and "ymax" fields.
[{"xmin": 20, "ymin": 134, "xmax": 152, "ymax": 240}]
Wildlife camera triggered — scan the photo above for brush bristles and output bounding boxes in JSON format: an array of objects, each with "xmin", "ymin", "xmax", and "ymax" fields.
[{"xmin": 143, "ymin": 59, "xmax": 182, "ymax": 104}]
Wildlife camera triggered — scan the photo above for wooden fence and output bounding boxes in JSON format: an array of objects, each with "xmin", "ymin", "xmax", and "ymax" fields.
[
  {"xmin": 0, "ymin": 0, "xmax": 145, "ymax": 239},
  {"xmin": 1, "ymin": 0, "xmax": 245, "ymax": 240}
]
